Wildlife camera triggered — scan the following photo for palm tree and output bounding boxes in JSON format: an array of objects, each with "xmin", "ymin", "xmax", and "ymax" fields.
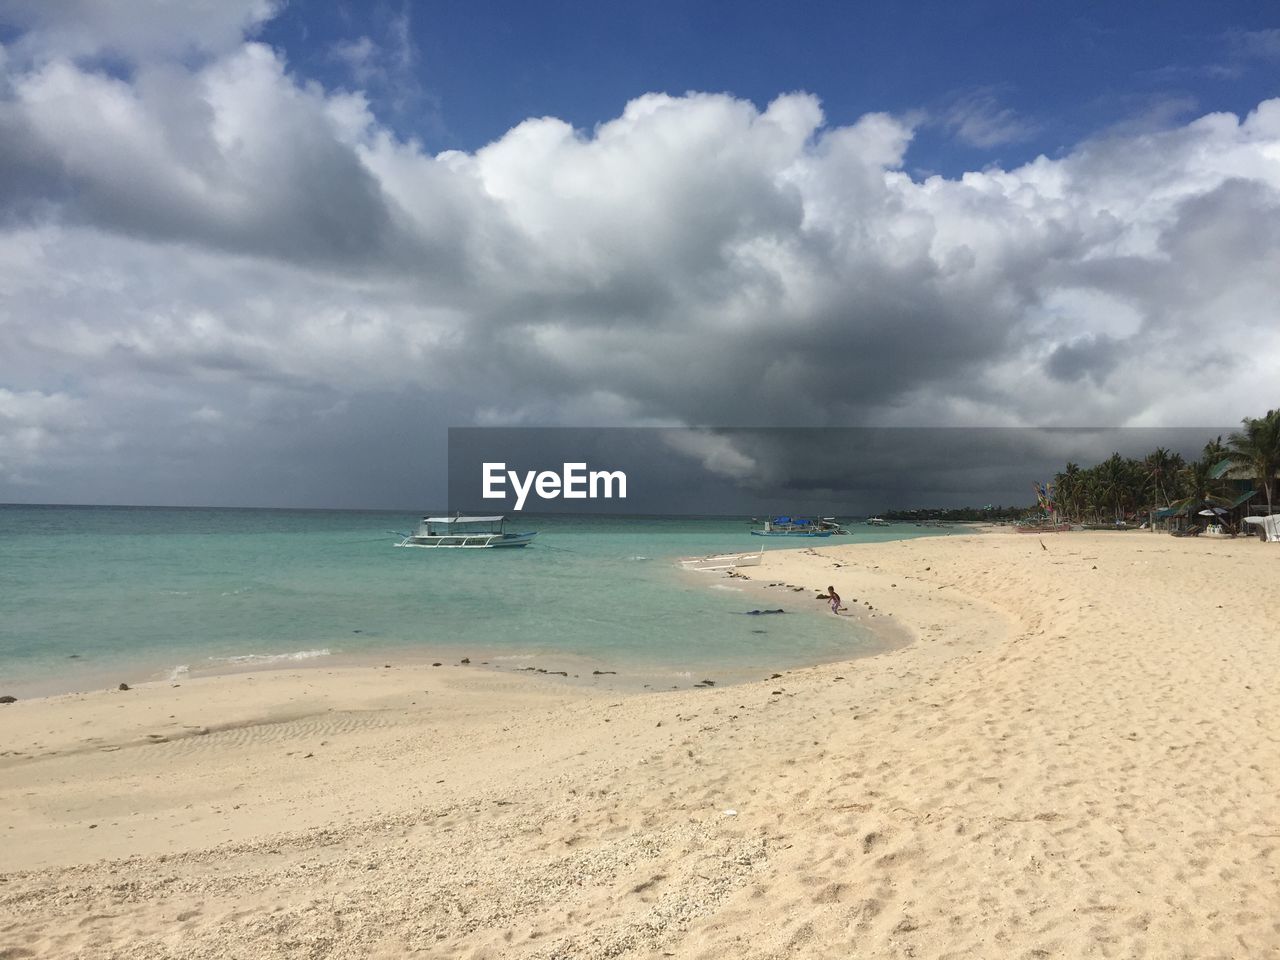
[
  {"xmin": 1143, "ymin": 447, "xmax": 1182, "ymax": 507},
  {"xmin": 1202, "ymin": 435, "xmax": 1227, "ymax": 465},
  {"xmin": 1095, "ymin": 453, "xmax": 1133, "ymax": 521},
  {"xmin": 1227, "ymin": 410, "xmax": 1280, "ymax": 516},
  {"xmin": 1054, "ymin": 462, "xmax": 1082, "ymax": 522},
  {"xmin": 1081, "ymin": 471, "xmax": 1103, "ymax": 522},
  {"xmin": 1169, "ymin": 458, "xmax": 1233, "ymax": 524}
]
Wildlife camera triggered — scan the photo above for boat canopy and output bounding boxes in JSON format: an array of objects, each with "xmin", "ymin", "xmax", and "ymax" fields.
[{"xmin": 423, "ymin": 516, "xmax": 505, "ymax": 524}]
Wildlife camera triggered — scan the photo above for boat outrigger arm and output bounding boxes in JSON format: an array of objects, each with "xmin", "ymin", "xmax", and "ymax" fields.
[
  {"xmin": 751, "ymin": 516, "xmax": 836, "ymax": 537},
  {"xmin": 395, "ymin": 515, "xmax": 537, "ymax": 549}
]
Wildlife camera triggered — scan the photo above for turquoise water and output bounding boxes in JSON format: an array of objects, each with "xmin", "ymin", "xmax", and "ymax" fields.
[{"xmin": 0, "ymin": 506, "xmax": 955, "ymax": 695}]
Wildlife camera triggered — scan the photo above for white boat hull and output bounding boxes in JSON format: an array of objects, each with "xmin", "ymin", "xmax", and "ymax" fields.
[
  {"xmin": 395, "ymin": 532, "xmax": 538, "ymax": 549},
  {"xmin": 750, "ymin": 531, "xmax": 832, "ymax": 537},
  {"xmin": 680, "ymin": 550, "xmax": 763, "ymax": 572}
]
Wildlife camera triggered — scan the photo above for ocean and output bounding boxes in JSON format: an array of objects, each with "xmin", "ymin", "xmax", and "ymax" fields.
[{"xmin": 0, "ymin": 506, "xmax": 956, "ymax": 696}]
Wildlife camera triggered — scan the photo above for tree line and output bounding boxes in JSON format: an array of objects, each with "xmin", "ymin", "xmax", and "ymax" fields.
[
  {"xmin": 1048, "ymin": 410, "xmax": 1280, "ymax": 524},
  {"xmin": 883, "ymin": 506, "xmax": 1025, "ymax": 522}
]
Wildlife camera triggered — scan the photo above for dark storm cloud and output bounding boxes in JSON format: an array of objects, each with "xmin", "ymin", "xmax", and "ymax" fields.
[
  {"xmin": 1045, "ymin": 334, "xmax": 1123, "ymax": 383},
  {"xmin": 447, "ymin": 427, "xmax": 1226, "ymax": 516}
]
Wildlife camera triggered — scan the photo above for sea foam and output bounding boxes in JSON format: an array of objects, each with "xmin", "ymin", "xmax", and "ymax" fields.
[{"xmin": 207, "ymin": 649, "xmax": 332, "ymax": 666}]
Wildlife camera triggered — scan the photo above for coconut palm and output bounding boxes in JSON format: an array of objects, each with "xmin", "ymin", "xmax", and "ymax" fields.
[
  {"xmin": 1143, "ymin": 447, "xmax": 1183, "ymax": 507},
  {"xmin": 1202, "ymin": 435, "xmax": 1227, "ymax": 465},
  {"xmin": 1053, "ymin": 462, "xmax": 1082, "ymax": 522},
  {"xmin": 1227, "ymin": 410, "xmax": 1280, "ymax": 516},
  {"xmin": 1082, "ymin": 471, "xmax": 1104, "ymax": 522},
  {"xmin": 1169, "ymin": 458, "xmax": 1233, "ymax": 521}
]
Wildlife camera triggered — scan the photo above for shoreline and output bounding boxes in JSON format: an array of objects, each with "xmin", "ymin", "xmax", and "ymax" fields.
[
  {"xmin": 5, "ymin": 530, "xmax": 1277, "ymax": 958},
  {"xmin": 0, "ymin": 536, "xmax": 961, "ymax": 877},
  {"xmin": 4, "ymin": 539, "xmax": 910, "ymax": 702}
]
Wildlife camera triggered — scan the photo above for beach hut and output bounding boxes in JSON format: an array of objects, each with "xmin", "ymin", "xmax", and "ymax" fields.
[
  {"xmin": 1161, "ymin": 491, "xmax": 1259, "ymax": 536},
  {"xmin": 1209, "ymin": 459, "xmax": 1277, "ymax": 512},
  {"xmin": 1152, "ymin": 505, "xmax": 1181, "ymax": 532},
  {"xmin": 1206, "ymin": 458, "xmax": 1278, "ymax": 531}
]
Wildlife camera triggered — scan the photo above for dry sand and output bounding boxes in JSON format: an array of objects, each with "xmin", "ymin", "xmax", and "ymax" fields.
[{"xmin": 2, "ymin": 530, "xmax": 1278, "ymax": 959}]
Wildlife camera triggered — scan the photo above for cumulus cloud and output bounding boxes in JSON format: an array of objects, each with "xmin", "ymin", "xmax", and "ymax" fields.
[
  {"xmin": 0, "ymin": 0, "xmax": 279, "ymax": 63},
  {"xmin": 1, "ymin": 10, "xmax": 1279, "ymax": 505}
]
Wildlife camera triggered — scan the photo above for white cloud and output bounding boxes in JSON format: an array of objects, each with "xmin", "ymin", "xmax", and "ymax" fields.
[
  {"xmin": 0, "ymin": 0, "xmax": 279, "ymax": 63},
  {"xmin": 332, "ymin": 36, "xmax": 380, "ymax": 84},
  {"xmin": 1, "ymin": 12, "xmax": 1279, "ymax": 504},
  {"xmin": 1229, "ymin": 28, "xmax": 1280, "ymax": 61},
  {"xmin": 661, "ymin": 430, "xmax": 760, "ymax": 482},
  {"xmin": 329, "ymin": 9, "xmax": 424, "ymax": 117},
  {"xmin": 937, "ymin": 88, "xmax": 1038, "ymax": 148}
]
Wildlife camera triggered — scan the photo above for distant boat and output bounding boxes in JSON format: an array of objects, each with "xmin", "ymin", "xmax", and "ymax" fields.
[
  {"xmin": 395, "ymin": 515, "xmax": 537, "ymax": 549},
  {"xmin": 865, "ymin": 517, "xmax": 890, "ymax": 526},
  {"xmin": 750, "ymin": 516, "xmax": 834, "ymax": 537},
  {"xmin": 680, "ymin": 550, "xmax": 764, "ymax": 572}
]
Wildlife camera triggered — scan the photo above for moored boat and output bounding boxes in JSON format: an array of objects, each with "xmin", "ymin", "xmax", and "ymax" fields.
[
  {"xmin": 395, "ymin": 515, "xmax": 537, "ymax": 548},
  {"xmin": 750, "ymin": 516, "xmax": 834, "ymax": 537}
]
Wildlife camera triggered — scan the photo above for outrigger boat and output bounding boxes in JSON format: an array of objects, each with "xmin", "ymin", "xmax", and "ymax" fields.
[
  {"xmin": 865, "ymin": 517, "xmax": 890, "ymax": 527},
  {"xmin": 395, "ymin": 515, "xmax": 537, "ymax": 549},
  {"xmin": 751, "ymin": 516, "xmax": 835, "ymax": 537},
  {"xmin": 679, "ymin": 549, "xmax": 764, "ymax": 572}
]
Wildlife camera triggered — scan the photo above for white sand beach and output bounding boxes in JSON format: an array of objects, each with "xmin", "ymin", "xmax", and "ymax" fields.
[{"xmin": 3, "ymin": 530, "xmax": 1278, "ymax": 958}]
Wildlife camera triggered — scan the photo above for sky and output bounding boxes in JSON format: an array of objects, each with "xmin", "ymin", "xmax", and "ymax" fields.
[{"xmin": 0, "ymin": 1, "xmax": 1278, "ymax": 508}]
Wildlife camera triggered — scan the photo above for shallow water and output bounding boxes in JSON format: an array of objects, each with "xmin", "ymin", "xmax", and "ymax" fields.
[{"xmin": 0, "ymin": 506, "xmax": 955, "ymax": 695}]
